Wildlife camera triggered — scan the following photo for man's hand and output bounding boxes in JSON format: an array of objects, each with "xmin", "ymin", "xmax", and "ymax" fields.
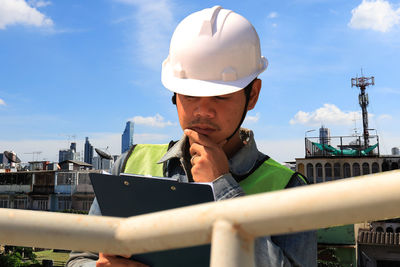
[
  {"xmin": 184, "ymin": 129, "xmax": 229, "ymax": 182},
  {"xmin": 96, "ymin": 253, "xmax": 148, "ymax": 267}
]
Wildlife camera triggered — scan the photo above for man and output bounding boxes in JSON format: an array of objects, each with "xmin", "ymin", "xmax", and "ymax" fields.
[{"xmin": 67, "ymin": 6, "xmax": 316, "ymax": 267}]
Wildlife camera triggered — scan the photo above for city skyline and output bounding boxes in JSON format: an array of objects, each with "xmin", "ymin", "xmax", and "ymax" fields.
[{"xmin": 1, "ymin": 0, "xmax": 400, "ymax": 163}]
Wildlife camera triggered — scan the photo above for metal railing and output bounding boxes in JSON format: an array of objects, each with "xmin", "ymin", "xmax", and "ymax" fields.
[{"xmin": 1, "ymin": 170, "xmax": 400, "ymax": 267}]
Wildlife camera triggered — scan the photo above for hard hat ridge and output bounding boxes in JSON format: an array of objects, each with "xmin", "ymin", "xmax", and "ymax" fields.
[
  {"xmin": 199, "ymin": 5, "xmax": 222, "ymax": 36},
  {"xmin": 162, "ymin": 6, "xmax": 268, "ymax": 97}
]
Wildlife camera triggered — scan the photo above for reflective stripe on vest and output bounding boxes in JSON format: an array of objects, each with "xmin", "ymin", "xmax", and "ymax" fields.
[
  {"xmin": 240, "ymin": 158, "xmax": 294, "ymax": 194},
  {"xmin": 123, "ymin": 144, "xmax": 295, "ymax": 194},
  {"xmin": 124, "ymin": 144, "xmax": 169, "ymax": 177}
]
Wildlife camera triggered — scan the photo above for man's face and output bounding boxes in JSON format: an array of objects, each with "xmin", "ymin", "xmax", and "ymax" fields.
[{"xmin": 176, "ymin": 90, "xmax": 247, "ymax": 144}]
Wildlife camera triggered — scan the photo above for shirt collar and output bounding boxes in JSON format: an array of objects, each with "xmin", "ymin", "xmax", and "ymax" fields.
[{"xmin": 158, "ymin": 128, "xmax": 261, "ymax": 177}]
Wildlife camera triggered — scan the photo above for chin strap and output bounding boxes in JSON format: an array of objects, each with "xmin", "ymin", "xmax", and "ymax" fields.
[{"xmin": 225, "ymin": 80, "xmax": 254, "ymax": 142}]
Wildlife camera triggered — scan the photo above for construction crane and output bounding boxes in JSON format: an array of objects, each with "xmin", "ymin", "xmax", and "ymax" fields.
[{"xmin": 24, "ymin": 151, "xmax": 42, "ymax": 161}]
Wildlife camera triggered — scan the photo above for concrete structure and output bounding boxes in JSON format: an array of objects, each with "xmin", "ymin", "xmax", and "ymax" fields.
[
  {"xmin": 296, "ymin": 156, "xmax": 399, "ymax": 184},
  {"xmin": 0, "ymin": 168, "xmax": 97, "ymax": 213}
]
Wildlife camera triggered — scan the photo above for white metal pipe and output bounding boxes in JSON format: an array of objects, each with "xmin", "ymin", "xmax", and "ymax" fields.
[
  {"xmin": 210, "ymin": 220, "xmax": 255, "ymax": 267},
  {"xmin": 0, "ymin": 209, "xmax": 122, "ymax": 253},
  {"xmin": 0, "ymin": 170, "xmax": 399, "ymax": 255}
]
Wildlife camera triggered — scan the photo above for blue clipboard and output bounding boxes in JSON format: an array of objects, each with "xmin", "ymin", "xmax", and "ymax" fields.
[{"xmin": 89, "ymin": 172, "xmax": 215, "ymax": 267}]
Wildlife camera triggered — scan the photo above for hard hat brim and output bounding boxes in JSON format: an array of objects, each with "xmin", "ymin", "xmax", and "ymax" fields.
[{"xmin": 161, "ymin": 57, "xmax": 268, "ymax": 97}]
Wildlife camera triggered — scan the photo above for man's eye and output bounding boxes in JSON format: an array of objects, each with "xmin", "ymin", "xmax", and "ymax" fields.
[{"xmin": 215, "ymin": 96, "xmax": 228, "ymax": 100}]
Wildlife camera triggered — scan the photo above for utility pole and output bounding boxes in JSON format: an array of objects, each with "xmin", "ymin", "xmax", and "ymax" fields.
[{"xmin": 351, "ymin": 73, "xmax": 374, "ymax": 148}]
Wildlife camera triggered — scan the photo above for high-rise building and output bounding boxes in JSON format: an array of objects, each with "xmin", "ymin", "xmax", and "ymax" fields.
[
  {"xmin": 59, "ymin": 149, "xmax": 75, "ymax": 162},
  {"xmin": 59, "ymin": 142, "xmax": 77, "ymax": 162},
  {"xmin": 121, "ymin": 121, "xmax": 134, "ymax": 153},
  {"xmin": 319, "ymin": 125, "xmax": 330, "ymax": 145},
  {"xmin": 70, "ymin": 142, "xmax": 77, "ymax": 152},
  {"xmin": 84, "ymin": 137, "xmax": 94, "ymax": 164}
]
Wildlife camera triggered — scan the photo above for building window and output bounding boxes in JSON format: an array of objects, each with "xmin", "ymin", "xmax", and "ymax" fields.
[
  {"xmin": 391, "ymin": 162, "xmax": 399, "ymax": 170},
  {"xmin": 352, "ymin": 163, "xmax": 360, "ymax": 177},
  {"xmin": 0, "ymin": 198, "xmax": 9, "ymax": 208},
  {"xmin": 316, "ymin": 163, "xmax": 323, "ymax": 183},
  {"xmin": 362, "ymin": 163, "xmax": 370, "ymax": 175},
  {"xmin": 57, "ymin": 172, "xmax": 76, "ymax": 185},
  {"xmin": 36, "ymin": 200, "xmax": 48, "ymax": 211},
  {"xmin": 325, "ymin": 163, "xmax": 332, "ymax": 181},
  {"xmin": 14, "ymin": 198, "xmax": 27, "ymax": 209},
  {"xmin": 372, "ymin": 162, "xmax": 379, "ymax": 173},
  {"xmin": 306, "ymin": 163, "xmax": 314, "ymax": 181},
  {"xmin": 82, "ymin": 200, "xmax": 92, "ymax": 211},
  {"xmin": 343, "ymin": 163, "xmax": 351, "ymax": 178},
  {"xmin": 78, "ymin": 172, "xmax": 91, "ymax": 185},
  {"xmin": 382, "ymin": 162, "xmax": 390, "ymax": 172},
  {"xmin": 334, "ymin": 163, "xmax": 341, "ymax": 179},
  {"xmin": 58, "ymin": 197, "xmax": 71, "ymax": 211}
]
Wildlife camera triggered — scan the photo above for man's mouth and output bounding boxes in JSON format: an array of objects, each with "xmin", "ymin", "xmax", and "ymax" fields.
[{"xmin": 190, "ymin": 125, "xmax": 217, "ymax": 136}]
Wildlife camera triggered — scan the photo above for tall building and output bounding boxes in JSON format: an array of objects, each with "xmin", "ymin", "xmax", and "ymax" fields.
[
  {"xmin": 70, "ymin": 142, "xmax": 76, "ymax": 152},
  {"xmin": 93, "ymin": 156, "xmax": 112, "ymax": 170},
  {"xmin": 84, "ymin": 137, "xmax": 94, "ymax": 164},
  {"xmin": 121, "ymin": 121, "xmax": 134, "ymax": 153},
  {"xmin": 319, "ymin": 125, "xmax": 330, "ymax": 145},
  {"xmin": 58, "ymin": 142, "xmax": 77, "ymax": 162}
]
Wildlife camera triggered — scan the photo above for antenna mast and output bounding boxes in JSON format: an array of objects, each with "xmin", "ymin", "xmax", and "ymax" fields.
[{"xmin": 351, "ymin": 73, "xmax": 374, "ymax": 148}]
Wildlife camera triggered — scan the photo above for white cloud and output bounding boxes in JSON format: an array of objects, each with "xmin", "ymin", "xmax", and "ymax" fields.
[
  {"xmin": 0, "ymin": 0, "xmax": 53, "ymax": 30},
  {"xmin": 378, "ymin": 114, "xmax": 392, "ymax": 120},
  {"xmin": 257, "ymin": 138, "xmax": 304, "ymax": 163},
  {"xmin": 289, "ymin": 104, "xmax": 363, "ymax": 126},
  {"xmin": 28, "ymin": 0, "xmax": 51, "ymax": 8},
  {"xmin": 349, "ymin": 0, "xmax": 400, "ymax": 32},
  {"xmin": 244, "ymin": 112, "xmax": 260, "ymax": 124},
  {"xmin": 0, "ymin": 98, "xmax": 6, "ymax": 106},
  {"xmin": 268, "ymin": 12, "xmax": 278, "ymax": 19},
  {"xmin": 116, "ymin": 0, "xmax": 175, "ymax": 70},
  {"xmin": 130, "ymin": 113, "xmax": 175, "ymax": 128}
]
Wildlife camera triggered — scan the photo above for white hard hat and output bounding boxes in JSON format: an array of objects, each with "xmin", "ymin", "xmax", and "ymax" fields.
[{"xmin": 162, "ymin": 6, "xmax": 268, "ymax": 97}]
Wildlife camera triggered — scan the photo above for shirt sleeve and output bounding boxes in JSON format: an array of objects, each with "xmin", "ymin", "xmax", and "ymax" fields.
[{"xmin": 212, "ymin": 173, "xmax": 245, "ymax": 200}]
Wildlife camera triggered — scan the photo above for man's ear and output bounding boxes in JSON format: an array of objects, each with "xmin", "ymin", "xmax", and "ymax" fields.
[{"xmin": 247, "ymin": 79, "xmax": 261, "ymax": 111}]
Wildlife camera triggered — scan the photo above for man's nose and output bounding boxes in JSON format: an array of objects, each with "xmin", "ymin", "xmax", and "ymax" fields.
[{"xmin": 193, "ymin": 98, "xmax": 215, "ymax": 118}]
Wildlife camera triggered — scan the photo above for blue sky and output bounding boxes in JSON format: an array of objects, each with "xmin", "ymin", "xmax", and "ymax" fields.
[{"xmin": 1, "ymin": 0, "xmax": 399, "ymax": 163}]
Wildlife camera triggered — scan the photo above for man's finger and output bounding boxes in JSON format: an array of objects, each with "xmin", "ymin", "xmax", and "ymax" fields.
[
  {"xmin": 189, "ymin": 142, "xmax": 206, "ymax": 157},
  {"xmin": 184, "ymin": 129, "xmax": 216, "ymax": 147}
]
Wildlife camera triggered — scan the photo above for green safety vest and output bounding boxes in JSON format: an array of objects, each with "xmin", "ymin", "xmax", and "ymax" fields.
[{"xmin": 123, "ymin": 144, "xmax": 304, "ymax": 195}]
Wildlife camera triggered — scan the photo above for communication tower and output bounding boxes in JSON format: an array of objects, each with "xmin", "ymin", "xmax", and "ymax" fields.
[{"xmin": 351, "ymin": 73, "xmax": 374, "ymax": 148}]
